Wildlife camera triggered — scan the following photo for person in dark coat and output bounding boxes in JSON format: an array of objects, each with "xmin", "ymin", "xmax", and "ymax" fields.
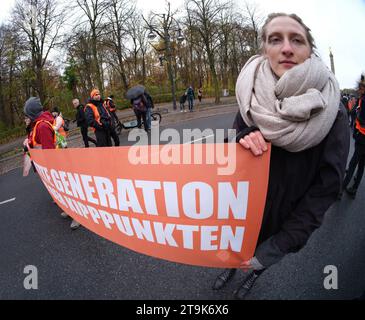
[
  {"xmin": 341, "ymin": 77, "xmax": 365, "ymax": 199},
  {"xmin": 72, "ymin": 98, "xmax": 97, "ymax": 148},
  {"xmin": 85, "ymin": 89, "xmax": 119, "ymax": 147},
  {"xmin": 131, "ymin": 94, "xmax": 149, "ymax": 131},
  {"xmin": 144, "ymin": 91, "xmax": 154, "ymax": 130},
  {"xmin": 212, "ymin": 13, "xmax": 349, "ymax": 300},
  {"xmin": 180, "ymin": 93, "xmax": 187, "ymax": 112},
  {"xmin": 186, "ymin": 85, "xmax": 195, "ymax": 111}
]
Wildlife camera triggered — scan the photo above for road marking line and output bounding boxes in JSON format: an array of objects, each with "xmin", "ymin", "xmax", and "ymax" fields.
[
  {"xmin": 185, "ymin": 134, "xmax": 215, "ymax": 144},
  {"xmin": 0, "ymin": 198, "xmax": 16, "ymax": 205}
]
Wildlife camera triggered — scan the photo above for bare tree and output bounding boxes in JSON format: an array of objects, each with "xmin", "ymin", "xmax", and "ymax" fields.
[
  {"xmin": 12, "ymin": 0, "xmax": 66, "ymax": 103},
  {"xmin": 217, "ymin": 6, "xmax": 236, "ymax": 90},
  {"xmin": 143, "ymin": 2, "xmax": 183, "ymax": 109},
  {"xmin": 66, "ymin": 30, "xmax": 95, "ymax": 98},
  {"xmin": 104, "ymin": 0, "xmax": 135, "ymax": 91},
  {"xmin": 186, "ymin": 0, "xmax": 229, "ymax": 104},
  {"xmin": 75, "ymin": 0, "xmax": 109, "ymax": 94},
  {"xmin": 242, "ymin": 1, "xmax": 264, "ymax": 53}
]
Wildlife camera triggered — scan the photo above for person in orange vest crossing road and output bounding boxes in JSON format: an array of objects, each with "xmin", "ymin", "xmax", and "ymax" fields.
[{"xmin": 85, "ymin": 89, "xmax": 119, "ymax": 147}]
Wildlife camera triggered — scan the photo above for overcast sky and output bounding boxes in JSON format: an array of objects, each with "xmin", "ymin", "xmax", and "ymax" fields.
[{"xmin": 1, "ymin": 0, "xmax": 364, "ymax": 89}]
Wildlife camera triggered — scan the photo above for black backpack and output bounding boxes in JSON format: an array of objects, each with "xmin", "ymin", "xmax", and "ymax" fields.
[{"xmin": 145, "ymin": 93, "xmax": 154, "ymax": 109}]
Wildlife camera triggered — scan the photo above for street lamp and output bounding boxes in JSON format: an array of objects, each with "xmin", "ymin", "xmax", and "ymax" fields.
[
  {"xmin": 176, "ymin": 29, "xmax": 185, "ymax": 42},
  {"xmin": 143, "ymin": 5, "xmax": 185, "ymax": 110},
  {"xmin": 147, "ymin": 27, "xmax": 157, "ymax": 40}
]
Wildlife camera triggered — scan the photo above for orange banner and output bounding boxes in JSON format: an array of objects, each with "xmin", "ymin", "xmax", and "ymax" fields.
[{"xmin": 30, "ymin": 143, "xmax": 271, "ymax": 268}]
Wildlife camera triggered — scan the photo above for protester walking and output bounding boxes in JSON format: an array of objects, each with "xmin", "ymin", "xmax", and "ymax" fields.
[
  {"xmin": 72, "ymin": 98, "xmax": 97, "ymax": 148},
  {"xmin": 85, "ymin": 89, "xmax": 119, "ymax": 147},
  {"xmin": 341, "ymin": 76, "xmax": 365, "ymax": 199},
  {"xmin": 213, "ymin": 13, "xmax": 349, "ymax": 299}
]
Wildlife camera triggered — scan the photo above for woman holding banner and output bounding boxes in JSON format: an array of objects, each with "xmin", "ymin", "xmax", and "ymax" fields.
[{"xmin": 213, "ymin": 13, "xmax": 349, "ymax": 299}]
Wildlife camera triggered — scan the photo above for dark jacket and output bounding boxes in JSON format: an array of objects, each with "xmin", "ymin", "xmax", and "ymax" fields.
[
  {"xmin": 85, "ymin": 98, "xmax": 111, "ymax": 131},
  {"xmin": 186, "ymin": 87, "xmax": 195, "ymax": 99},
  {"xmin": 144, "ymin": 92, "xmax": 154, "ymax": 109},
  {"xmin": 75, "ymin": 104, "xmax": 87, "ymax": 128},
  {"xmin": 29, "ymin": 111, "xmax": 56, "ymax": 149},
  {"xmin": 233, "ymin": 104, "xmax": 350, "ymax": 267},
  {"xmin": 131, "ymin": 94, "xmax": 148, "ymax": 112},
  {"xmin": 180, "ymin": 94, "xmax": 187, "ymax": 104}
]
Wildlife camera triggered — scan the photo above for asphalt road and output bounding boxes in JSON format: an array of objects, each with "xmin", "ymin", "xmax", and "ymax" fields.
[{"xmin": 0, "ymin": 112, "xmax": 364, "ymax": 300}]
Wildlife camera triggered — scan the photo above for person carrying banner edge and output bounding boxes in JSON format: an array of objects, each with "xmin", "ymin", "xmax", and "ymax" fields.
[
  {"xmin": 23, "ymin": 97, "xmax": 80, "ymax": 230},
  {"xmin": 213, "ymin": 13, "xmax": 349, "ymax": 299}
]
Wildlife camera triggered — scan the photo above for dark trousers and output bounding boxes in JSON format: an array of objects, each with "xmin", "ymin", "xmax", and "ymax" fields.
[
  {"xmin": 350, "ymin": 112, "xmax": 357, "ymax": 130},
  {"xmin": 80, "ymin": 126, "xmax": 97, "ymax": 148},
  {"xmin": 110, "ymin": 126, "xmax": 120, "ymax": 146},
  {"xmin": 343, "ymin": 145, "xmax": 365, "ymax": 189},
  {"xmin": 134, "ymin": 109, "xmax": 148, "ymax": 131},
  {"xmin": 95, "ymin": 129, "xmax": 112, "ymax": 147},
  {"xmin": 110, "ymin": 111, "xmax": 119, "ymax": 124},
  {"xmin": 188, "ymin": 97, "xmax": 194, "ymax": 111}
]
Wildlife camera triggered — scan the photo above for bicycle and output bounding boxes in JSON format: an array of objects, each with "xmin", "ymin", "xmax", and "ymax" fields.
[{"xmin": 112, "ymin": 111, "xmax": 162, "ymax": 135}]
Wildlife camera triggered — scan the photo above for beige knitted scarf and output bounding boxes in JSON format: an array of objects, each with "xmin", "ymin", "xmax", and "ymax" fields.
[{"xmin": 236, "ymin": 54, "xmax": 340, "ymax": 152}]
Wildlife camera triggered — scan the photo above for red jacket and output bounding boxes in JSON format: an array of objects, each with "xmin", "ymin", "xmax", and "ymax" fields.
[{"xmin": 29, "ymin": 112, "xmax": 56, "ymax": 149}]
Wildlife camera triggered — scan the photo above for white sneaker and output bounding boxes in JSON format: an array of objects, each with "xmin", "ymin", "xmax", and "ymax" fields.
[
  {"xmin": 60, "ymin": 212, "xmax": 68, "ymax": 219},
  {"xmin": 70, "ymin": 219, "xmax": 81, "ymax": 230}
]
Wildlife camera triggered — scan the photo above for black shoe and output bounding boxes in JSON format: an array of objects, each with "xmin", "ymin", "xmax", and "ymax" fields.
[
  {"xmin": 234, "ymin": 271, "xmax": 260, "ymax": 300},
  {"xmin": 212, "ymin": 269, "xmax": 236, "ymax": 290},
  {"xmin": 345, "ymin": 186, "xmax": 357, "ymax": 199}
]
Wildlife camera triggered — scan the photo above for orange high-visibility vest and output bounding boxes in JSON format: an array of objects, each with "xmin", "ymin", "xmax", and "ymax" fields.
[
  {"xmin": 30, "ymin": 120, "xmax": 56, "ymax": 149},
  {"xmin": 85, "ymin": 103, "xmax": 110, "ymax": 131},
  {"xmin": 355, "ymin": 99, "xmax": 365, "ymax": 135},
  {"xmin": 55, "ymin": 116, "xmax": 67, "ymax": 138}
]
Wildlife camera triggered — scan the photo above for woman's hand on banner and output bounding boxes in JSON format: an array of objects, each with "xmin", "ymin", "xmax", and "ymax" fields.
[
  {"xmin": 239, "ymin": 131, "xmax": 268, "ymax": 156},
  {"xmin": 239, "ymin": 260, "xmax": 253, "ymax": 272},
  {"xmin": 239, "ymin": 256, "xmax": 265, "ymax": 272}
]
